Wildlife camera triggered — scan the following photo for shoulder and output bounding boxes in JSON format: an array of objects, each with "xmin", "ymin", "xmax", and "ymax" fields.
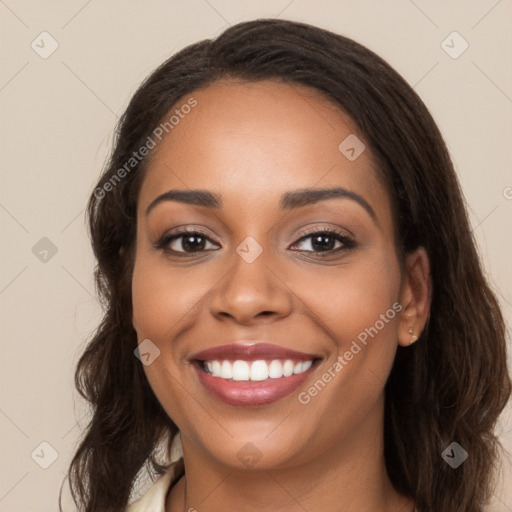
[{"xmin": 125, "ymin": 458, "xmax": 184, "ymax": 512}]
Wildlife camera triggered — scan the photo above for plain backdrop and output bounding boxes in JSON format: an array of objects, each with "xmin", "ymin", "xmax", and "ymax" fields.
[{"xmin": 1, "ymin": 1, "xmax": 511, "ymax": 511}]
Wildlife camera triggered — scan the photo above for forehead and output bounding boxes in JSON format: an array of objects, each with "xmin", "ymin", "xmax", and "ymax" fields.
[{"xmin": 138, "ymin": 79, "xmax": 392, "ymax": 224}]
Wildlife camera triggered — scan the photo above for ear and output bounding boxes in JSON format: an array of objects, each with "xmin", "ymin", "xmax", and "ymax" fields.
[{"xmin": 397, "ymin": 247, "xmax": 432, "ymax": 347}]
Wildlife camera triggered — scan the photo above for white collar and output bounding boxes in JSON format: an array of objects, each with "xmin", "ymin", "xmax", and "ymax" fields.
[{"xmin": 126, "ymin": 458, "xmax": 184, "ymax": 512}]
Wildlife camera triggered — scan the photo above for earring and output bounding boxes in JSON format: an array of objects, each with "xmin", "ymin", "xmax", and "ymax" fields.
[{"xmin": 408, "ymin": 327, "xmax": 417, "ymax": 345}]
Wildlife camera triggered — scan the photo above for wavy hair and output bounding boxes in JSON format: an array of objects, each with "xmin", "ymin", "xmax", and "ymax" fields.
[{"xmin": 62, "ymin": 18, "xmax": 511, "ymax": 512}]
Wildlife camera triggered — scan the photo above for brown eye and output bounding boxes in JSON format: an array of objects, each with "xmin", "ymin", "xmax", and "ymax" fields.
[
  {"xmin": 290, "ymin": 229, "xmax": 355, "ymax": 255},
  {"xmin": 156, "ymin": 230, "xmax": 219, "ymax": 255}
]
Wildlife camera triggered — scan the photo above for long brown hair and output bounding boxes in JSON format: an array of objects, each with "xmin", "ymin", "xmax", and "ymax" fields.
[{"xmin": 62, "ymin": 19, "xmax": 511, "ymax": 512}]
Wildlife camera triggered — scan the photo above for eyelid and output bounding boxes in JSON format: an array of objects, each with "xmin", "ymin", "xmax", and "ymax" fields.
[
  {"xmin": 160, "ymin": 226, "xmax": 218, "ymax": 241},
  {"xmin": 291, "ymin": 224, "xmax": 354, "ymax": 243}
]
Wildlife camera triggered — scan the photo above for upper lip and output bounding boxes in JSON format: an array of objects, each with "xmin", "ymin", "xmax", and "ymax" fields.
[{"xmin": 189, "ymin": 342, "xmax": 320, "ymax": 362}]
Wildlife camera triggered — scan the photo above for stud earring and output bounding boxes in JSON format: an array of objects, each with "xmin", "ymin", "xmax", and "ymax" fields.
[{"xmin": 408, "ymin": 327, "xmax": 417, "ymax": 345}]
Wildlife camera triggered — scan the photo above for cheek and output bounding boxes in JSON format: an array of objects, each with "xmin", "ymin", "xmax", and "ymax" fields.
[
  {"xmin": 130, "ymin": 249, "xmax": 205, "ymax": 425},
  {"xmin": 299, "ymin": 254, "xmax": 400, "ymax": 349},
  {"xmin": 131, "ymin": 252, "xmax": 211, "ymax": 342},
  {"xmin": 296, "ymin": 251, "xmax": 401, "ymax": 414},
  {"xmin": 291, "ymin": 255, "xmax": 401, "ymax": 444}
]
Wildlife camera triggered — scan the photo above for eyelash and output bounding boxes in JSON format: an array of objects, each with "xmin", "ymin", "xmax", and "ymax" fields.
[{"xmin": 154, "ymin": 227, "xmax": 356, "ymax": 258}]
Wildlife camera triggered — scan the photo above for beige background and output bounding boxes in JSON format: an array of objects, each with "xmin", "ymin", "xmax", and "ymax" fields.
[{"xmin": 1, "ymin": 1, "xmax": 511, "ymax": 511}]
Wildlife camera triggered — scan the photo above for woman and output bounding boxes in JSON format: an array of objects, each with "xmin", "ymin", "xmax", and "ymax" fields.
[{"xmin": 63, "ymin": 19, "xmax": 511, "ymax": 512}]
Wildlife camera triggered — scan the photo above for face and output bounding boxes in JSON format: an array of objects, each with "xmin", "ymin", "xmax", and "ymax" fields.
[{"xmin": 131, "ymin": 79, "xmax": 425, "ymax": 471}]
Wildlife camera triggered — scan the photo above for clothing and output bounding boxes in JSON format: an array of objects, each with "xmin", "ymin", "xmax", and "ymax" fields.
[
  {"xmin": 126, "ymin": 458, "xmax": 418, "ymax": 512},
  {"xmin": 126, "ymin": 458, "xmax": 184, "ymax": 512}
]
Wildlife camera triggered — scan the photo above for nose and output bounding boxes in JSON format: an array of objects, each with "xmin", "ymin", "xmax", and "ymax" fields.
[{"xmin": 209, "ymin": 247, "xmax": 293, "ymax": 325}]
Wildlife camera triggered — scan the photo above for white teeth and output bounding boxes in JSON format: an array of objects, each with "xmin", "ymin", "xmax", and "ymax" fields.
[
  {"xmin": 301, "ymin": 360, "xmax": 313, "ymax": 372},
  {"xmin": 283, "ymin": 360, "xmax": 294, "ymax": 377},
  {"xmin": 204, "ymin": 358, "xmax": 314, "ymax": 381},
  {"xmin": 232, "ymin": 360, "xmax": 250, "ymax": 381},
  {"xmin": 220, "ymin": 360, "xmax": 233, "ymax": 379},
  {"xmin": 268, "ymin": 360, "xmax": 283, "ymax": 378},
  {"xmin": 250, "ymin": 360, "xmax": 268, "ymax": 381},
  {"xmin": 212, "ymin": 360, "xmax": 221, "ymax": 376}
]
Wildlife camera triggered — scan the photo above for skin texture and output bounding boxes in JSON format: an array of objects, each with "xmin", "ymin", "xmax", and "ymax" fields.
[{"xmin": 131, "ymin": 80, "xmax": 431, "ymax": 512}]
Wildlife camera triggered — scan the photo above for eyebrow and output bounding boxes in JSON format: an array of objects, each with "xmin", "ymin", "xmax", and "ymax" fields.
[{"xmin": 145, "ymin": 186, "xmax": 377, "ymax": 222}]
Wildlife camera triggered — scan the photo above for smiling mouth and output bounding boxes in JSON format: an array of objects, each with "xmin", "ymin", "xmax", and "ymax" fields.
[
  {"xmin": 189, "ymin": 342, "xmax": 323, "ymax": 406},
  {"xmin": 198, "ymin": 358, "xmax": 317, "ymax": 381},
  {"xmin": 192, "ymin": 357, "xmax": 322, "ymax": 406}
]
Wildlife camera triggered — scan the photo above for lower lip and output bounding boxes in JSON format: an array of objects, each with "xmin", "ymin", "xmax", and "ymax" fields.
[{"xmin": 195, "ymin": 363, "xmax": 317, "ymax": 406}]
